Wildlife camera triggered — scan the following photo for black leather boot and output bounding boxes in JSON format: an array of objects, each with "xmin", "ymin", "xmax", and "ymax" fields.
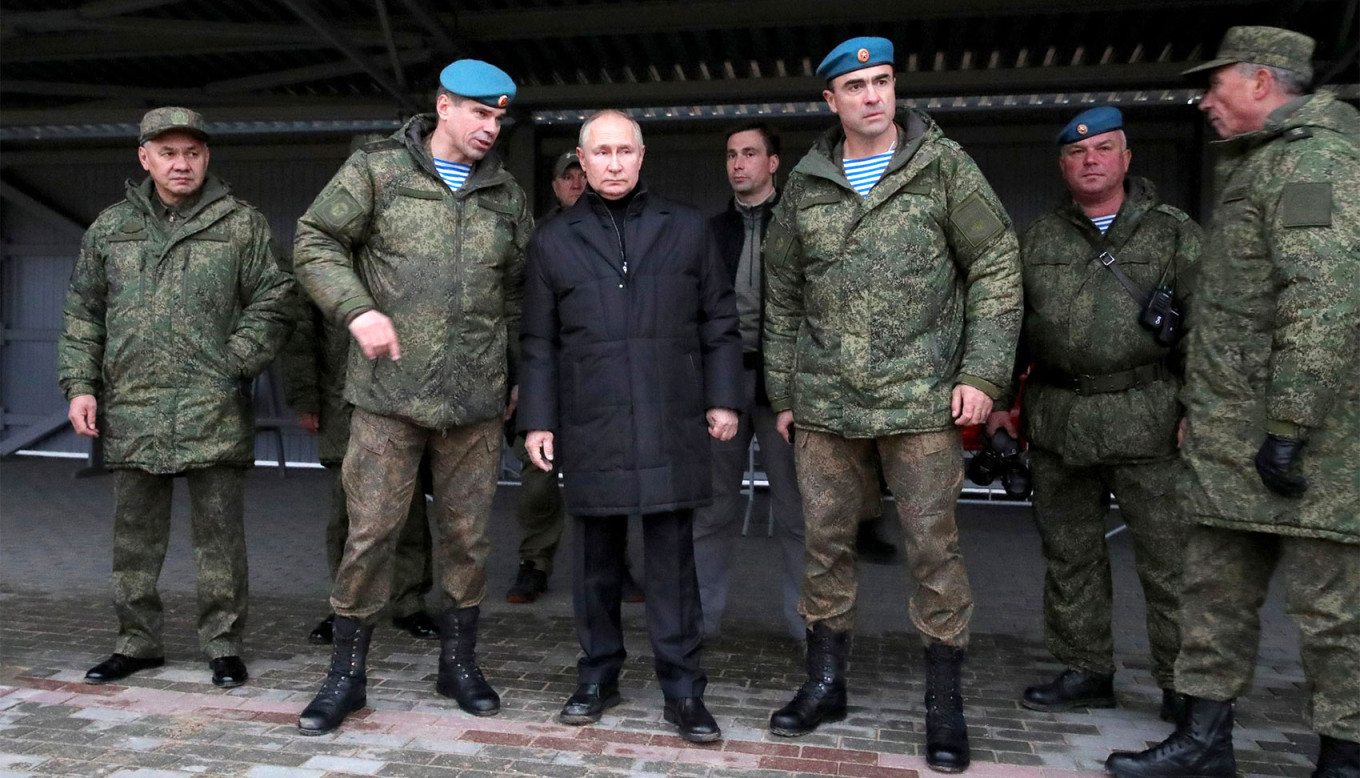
[
  {"xmin": 298, "ymin": 616, "xmax": 372, "ymax": 735},
  {"xmin": 768, "ymin": 624, "xmax": 849, "ymax": 737},
  {"xmin": 1159, "ymin": 689, "xmax": 1189, "ymax": 725},
  {"xmin": 1313, "ymin": 735, "xmax": 1359, "ymax": 778},
  {"xmin": 436, "ymin": 606, "xmax": 500, "ymax": 716},
  {"xmin": 1104, "ymin": 696, "xmax": 1236, "ymax": 778},
  {"xmin": 1021, "ymin": 668, "xmax": 1116, "ymax": 712},
  {"xmin": 924, "ymin": 643, "xmax": 970, "ymax": 774}
]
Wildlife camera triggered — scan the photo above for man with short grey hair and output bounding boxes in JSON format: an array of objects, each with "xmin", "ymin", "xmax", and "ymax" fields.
[
  {"xmin": 60, "ymin": 106, "xmax": 294, "ymax": 690},
  {"xmin": 1105, "ymin": 25, "xmax": 1359, "ymax": 778},
  {"xmin": 519, "ymin": 109, "xmax": 742, "ymax": 743}
]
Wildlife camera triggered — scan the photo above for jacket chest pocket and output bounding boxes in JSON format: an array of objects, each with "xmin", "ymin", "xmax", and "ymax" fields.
[
  {"xmin": 180, "ymin": 233, "xmax": 239, "ymax": 319},
  {"xmin": 794, "ymin": 191, "xmax": 854, "ymax": 272},
  {"xmin": 376, "ymin": 186, "xmax": 454, "ymax": 263},
  {"xmin": 104, "ymin": 233, "xmax": 150, "ymax": 305},
  {"xmin": 461, "ymin": 196, "xmax": 518, "ymax": 312}
]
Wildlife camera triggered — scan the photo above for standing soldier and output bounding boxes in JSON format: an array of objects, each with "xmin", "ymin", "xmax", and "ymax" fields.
[
  {"xmin": 763, "ymin": 37, "xmax": 1022, "ymax": 774},
  {"xmin": 281, "ymin": 286, "xmax": 439, "ymax": 644},
  {"xmin": 1106, "ymin": 26, "xmax": 1359, "ymax": 778},
  {"xmin": 59, "ymin": 107, "xmax": 294, "ymax": 689},
  {"xmin": 292, "ymin": 60, "xmax": 531, "ymax": 735},
  {"xmin": 988, "ymin": 107, "xmax": 1201, "ymax": 724}
]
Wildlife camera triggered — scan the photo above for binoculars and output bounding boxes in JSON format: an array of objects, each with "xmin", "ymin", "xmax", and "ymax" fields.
[{"xmin": 966, "ymin": 428, "xmax": 1032, "ymax": 499}]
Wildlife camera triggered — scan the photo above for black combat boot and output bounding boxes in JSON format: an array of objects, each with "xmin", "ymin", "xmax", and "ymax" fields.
[
  {"xmin": 297, "ymin": 616, "xmax": 372, "ymax": 735},
  {"xmin": 924, "ymin": 643, "xmax": 970, "ymax": 774},
  {"xmin": 1313, "ymin": 735, "xmax": 1359, "ymax": 778},
  {"xmin": 1104, "ymin": 696, "xmax": 1236, "ymax": 778},
  {"xmin": 436, "ymin": 606, "xmax": 500, "ymax": 716},
  {"xmin": 769, "ymin": 623, "xmax": 849, "ymax": 737},
  {"xmin": 1021, "ymin": 668, "xmax": 1116, "ymax": 712},
  {"xmin": 1159, "ymin": 689, "xmax": 1189, "ymax": 725}
]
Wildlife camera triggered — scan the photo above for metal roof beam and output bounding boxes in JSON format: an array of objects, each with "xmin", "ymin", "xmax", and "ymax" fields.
[
  {"xmin": 276, "ymin": 0, "xmax": 421, "ymax": 114},
  {"xmin": 1, "ymin": 19, "xmax": 424, "ymax": 58},
  {"xmin": 452, "ymin": 0, "xmax": 1277, "ymax": 39},
  {"xmin": 515, "ymin": 62, "xmax": 1193, "ymax": 107},
  {"xmin": 392, "ymin": 0, "xmax": 461, "ymax": 58},
  {"xmin": 206, "ymin": 49, "xmax": 433, "ymax": 94}
]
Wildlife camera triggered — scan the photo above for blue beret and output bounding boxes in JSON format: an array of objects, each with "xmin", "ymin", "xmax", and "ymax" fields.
[
  {"xmin": 439, "ymin": 59, "xmax": 516, "ymax": 108},
  {"xmin": 1057, "ymin": 106, "xmax": 1123, "ymax": 145},
  {"xmin": 816, "ymin": 37, "xmax": 894, "ymax": 81}
]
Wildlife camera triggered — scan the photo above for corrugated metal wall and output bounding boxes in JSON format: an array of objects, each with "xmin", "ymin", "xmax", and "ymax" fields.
[{"xmin": 0, "ymin": 112, "xmax": 1200, "ymax": 466}]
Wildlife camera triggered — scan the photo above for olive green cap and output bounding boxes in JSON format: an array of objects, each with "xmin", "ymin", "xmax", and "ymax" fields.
[
  {"xmin": 1182, "ymin": 26, "xmax": 1315, "ymax": 82},
  {"xmin": 138, "ymin": 106, "xmax": 209, "ymax": 144}
]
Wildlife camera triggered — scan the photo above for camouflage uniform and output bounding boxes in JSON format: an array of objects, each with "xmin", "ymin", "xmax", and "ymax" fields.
[
  {"xmin": 281, "ymin": 301, "xmax": 433, "ymax": 618},
  {"xmin": 58, "ymin": 174, "xmax": 294, "ymax": 659},
  {"xmin": 1176, "ymin": 92, "xmax": 1360, "ymax": 741},
  {"xmin": 293, "ymin": 114, "xmax": 530, "ymax": 623},
  {"xmin": 763, "ymin": 114, "xmax": 1023, "ymax": 644},
  {"xmin": 1012, "ymin": 176, "xmax": 1203, "ymax": 688}
]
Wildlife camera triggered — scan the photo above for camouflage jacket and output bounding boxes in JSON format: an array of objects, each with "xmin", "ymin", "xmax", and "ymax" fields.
[
  {"xmin": 1013, "ymin": 177, "xmax": 1203, "ymax": 466},
  {"xmin": 1180, "ymin": 93, "xmax": 1360, "ymax": 542},
  {"xmin": 58, "ymin": 175, "xmax": 295, "ymax": 473},
  {"xmin": 280, "ymin": 296, "xmax": 352, "ymax": 465},
  {"xmin": 293, "ymin": 114, "xmax": 531, "ymax": 429},
  {"xmin": 763, "ymin": 112, "xmax": 1022, "ymax": 437}
]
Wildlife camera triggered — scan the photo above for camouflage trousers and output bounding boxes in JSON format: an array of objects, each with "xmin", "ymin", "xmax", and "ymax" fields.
[
  {"xmin": 513, "ymin": 433, "xmax": 564, "ymax": 576},
  {"xmin": 111, "ymin": 465, "xmax": 247, "ymax": 660},
  {"xmin": 795, "ymin": 429, "xmax": 972, "ymax": 646},
  {"xmin": 1029, "ymin": 450, "xmax": 1186, "ymax": 688},
  {"xmin": 1175, "ymin": 525, "xmax": 1360, "ymax": 741},
  {"xmin": 331, "ymin": 408, "xmax": 501, "ymax": 623},
  {"xmin": 324, "ymin": 465, "xmax": 433, "ymax": 619}
]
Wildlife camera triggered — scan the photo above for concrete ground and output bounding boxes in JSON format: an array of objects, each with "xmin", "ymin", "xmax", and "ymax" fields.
[{"xmin": 0, "ymin": 456, "xmax": 1316, "ymax": 778}]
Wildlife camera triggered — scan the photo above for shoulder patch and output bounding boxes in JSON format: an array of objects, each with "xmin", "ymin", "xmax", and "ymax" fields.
[
  {"xmin": 362, "ymin": 138, "xmax": 403, "ymax": 153},
  {"xmin": 1280, "ymin": 182, "xmax": 1332, "ymax": 227},
  {"xmin": 951, "ymin": 191, "xmax": 1006, "ymax": 249},
  {"xmin": 316, "ymin": 188, "xmax": 364, "ymax": 231},
  {"xmin": 1153, "ymin": 204, "xmax": 1191, "ymax": 223}
]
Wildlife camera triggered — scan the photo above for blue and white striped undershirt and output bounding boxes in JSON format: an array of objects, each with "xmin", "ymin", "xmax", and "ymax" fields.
[
  {"xmin": 433, "ymin": 158, "xmax": 471, "ymax": 192},
  {"xmin": 844, "ymin": 148, "xmax": 895, "ymax": 198},
  {"xmin": 1090, "ymin": 213, "xmax": 1117, "ymax": 234}
]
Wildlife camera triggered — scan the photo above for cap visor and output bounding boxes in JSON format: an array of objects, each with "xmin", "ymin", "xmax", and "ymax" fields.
[{"xmin": 1180, "ymin": 57, "xmax": 1237, "ymax": 77}]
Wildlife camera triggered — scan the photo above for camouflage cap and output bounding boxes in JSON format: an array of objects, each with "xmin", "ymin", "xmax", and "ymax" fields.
[
  {"xmin": 1181, "ymin": 26, "xmax": 1315, "ymax": 81},
  {"xmin": 138, "ymin": 106, "xmax": 209, "ymax": 144},
  {"xmin": 551, "ymin": 151, "xmax": 581, "ymax": 179}
]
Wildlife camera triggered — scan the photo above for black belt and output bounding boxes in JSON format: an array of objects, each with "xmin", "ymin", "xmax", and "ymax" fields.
[{"xmin": 1032, "ymin": 360, "xmax": 1173, "ymax": 395}]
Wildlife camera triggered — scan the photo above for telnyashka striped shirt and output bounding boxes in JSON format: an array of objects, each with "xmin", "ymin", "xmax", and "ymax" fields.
[
  {"xmin": 433, "ymin": 158, "xmax": 471, "ymax": 192},
  {"xmin": 1090, "ymin": 213, "xmax": 1117, "ymax": 234},
  {"xmin": 844, "ymin": 148, "xmax": 894, "ymax": 198}
]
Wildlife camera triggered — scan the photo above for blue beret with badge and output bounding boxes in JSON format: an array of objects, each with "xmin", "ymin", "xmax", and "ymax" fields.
[
  {"xmin": 1057, "ymin": 106, "xmax": 1123, "ymax": 145},
  {"xmin": 816, "ymin": 37, "xmax": 894, "ymax": 82},
  {"xmin": 439, "ymin": 59, "xmax": 516, "ymax": 109}
]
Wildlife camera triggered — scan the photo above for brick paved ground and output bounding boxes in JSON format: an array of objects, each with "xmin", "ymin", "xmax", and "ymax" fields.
[{"xmin": 0, "ymin": 458, "xmax": 1318, "ymax": 777}]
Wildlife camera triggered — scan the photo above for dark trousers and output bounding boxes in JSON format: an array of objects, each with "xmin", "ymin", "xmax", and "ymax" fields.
[{"xmin": 573, "ymin": 510, "xmax": 706, "ymax": 700}]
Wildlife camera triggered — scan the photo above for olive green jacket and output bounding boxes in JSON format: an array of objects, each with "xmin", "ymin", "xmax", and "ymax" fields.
[
  {"xmin": 280, "ymin": 297, "xmax": 352, "ymax": 466},
  {"xmin": 1181, "ymin": 93, "xmax": 1360, "ymax": 542},
  {"xmin": 58, "ymin": 175, "xmax": 295, "ymax": 473},
  {"xmin": 293, "ymin": 114, "xmax": 531, "ymax": 429},
  {"xmin": 1013, "ymin": 177, "xmax": 1203, "ymax": 466},
  {"xmin": 763, "ymin": 112, "xmax": 1022, "ymax": 437}
]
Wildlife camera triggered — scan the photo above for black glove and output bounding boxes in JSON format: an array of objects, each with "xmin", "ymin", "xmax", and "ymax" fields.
[{"xmin": 1254, "ymin": 434, "xmax": 1307, "ymax": 498}]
